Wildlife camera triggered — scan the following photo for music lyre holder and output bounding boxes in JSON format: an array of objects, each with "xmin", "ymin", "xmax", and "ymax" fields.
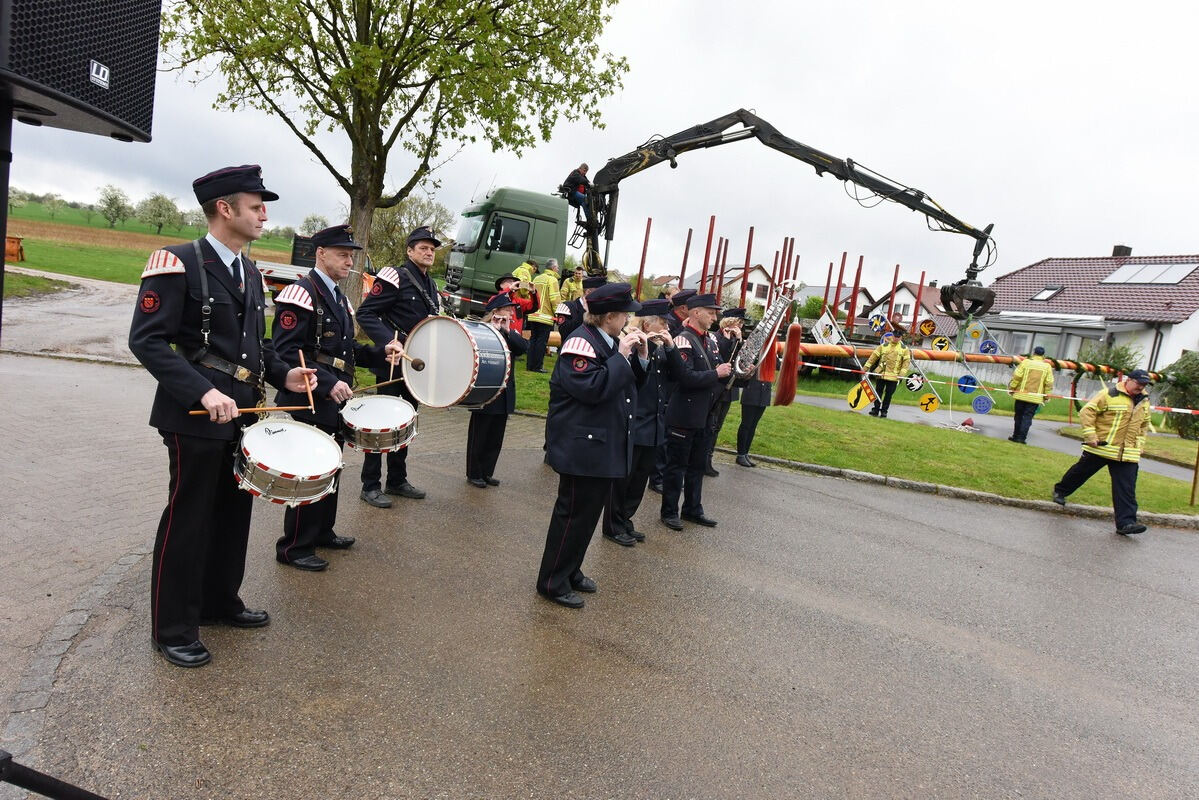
[{"xmin": 0, "ymin": 749, "xmax": 110, "ymax": 800}]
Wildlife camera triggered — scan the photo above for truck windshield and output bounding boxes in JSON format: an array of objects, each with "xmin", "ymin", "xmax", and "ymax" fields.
[{"xmin": 454, "ymin": 215, "xmax": 486, "ymax": 251}]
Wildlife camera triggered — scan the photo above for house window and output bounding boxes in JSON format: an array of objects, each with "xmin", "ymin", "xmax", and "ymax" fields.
[
  {"xmin": 755, "ymin": 285, "xmax": 768, "ymax": 299},
  {"xmin": 1008, "ymin": 332, "xmax": 1032, "ymax": 354},
  {"xmin": 1031, "ymin": 285, "xmax": 1063, "ymax": 301},
  {"xmin": 895, "ymin": 303, "xmax": 910, "ymax": 317}
]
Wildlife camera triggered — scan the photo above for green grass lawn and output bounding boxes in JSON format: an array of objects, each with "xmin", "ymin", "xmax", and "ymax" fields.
[
  {"xmin": 1058, "ymin": 425, "xmax": 1199, "ymax": 468},
  {"xmin": 3, "ymin": 272, "xmax": 74, "ymax": 299},
  {"xmin": 501, "ymin": 353, "xmax": 1195, "ymax": 516},
  {"xmin": 17, "ymin": 239, "xmax": 148, "ymax": 284}
]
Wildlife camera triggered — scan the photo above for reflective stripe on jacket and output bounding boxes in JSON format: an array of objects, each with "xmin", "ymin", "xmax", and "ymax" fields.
[
  {"xmin": 1080, "ymin": 384, "xmax": 1150, "ymax": 462},
  {"xmin": 1009, "ymin": 355, "xmax": 1055, "ymax": 403},
  {"xmin": 528, "ymin": 271, "xmax": 561, "ymax": 325},
  {"xmin": 863, "ymin": 340, "xmax": 910, "ymax": 381}
]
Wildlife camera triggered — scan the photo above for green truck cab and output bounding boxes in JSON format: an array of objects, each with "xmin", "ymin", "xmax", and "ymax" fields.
[{"xmin": 442, "ymin": 187, "xmax": 568, "ymax": 317}]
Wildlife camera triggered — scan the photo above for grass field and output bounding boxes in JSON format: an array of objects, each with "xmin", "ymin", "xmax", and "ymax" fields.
[
  {"xmin": 1058, "ymin": 425, "xmax": 1199, "ymax": 468},
  {"xmin": 3, "ymin": 272, "xmax": 74, "ymax": 299}
]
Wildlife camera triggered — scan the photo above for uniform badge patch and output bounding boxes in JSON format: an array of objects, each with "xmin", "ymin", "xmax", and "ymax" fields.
[
  {"xmin": 139, "ymin": 290, "xmax": 160, "ymax": 313},
  {"xmin": 370, "ymin": 282, "xmax": 383, "ymax": 296},
  {"xmin": 573, "ymin": 357, "xmax": 588, "ymax": 372},
  {"xmin": 279, "ymin": 310, "xmax": 298, "ymax": 330},
  {"xmin": 680, "ymin": 351, "xmax": 689, "ymax": 362}
]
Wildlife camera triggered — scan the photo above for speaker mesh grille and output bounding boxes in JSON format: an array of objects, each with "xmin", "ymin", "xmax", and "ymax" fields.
[{"xmin": 6, "ymin": 0, "xmax": 161, "ymax": 136}]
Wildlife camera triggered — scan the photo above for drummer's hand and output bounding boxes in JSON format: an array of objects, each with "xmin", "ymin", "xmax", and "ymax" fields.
[
  {"xmin": 284, "ymin": 366, "xmax": 317, "ymax": 393},
  {"xmin": 384, "ymin": 340, "xmax": 404, "ymax": 365},
  {"xmin": 329, "ymin": 381, "xmax": 354, "ymax": 404},
  {"xmin": 200, "ymin": 388, "xmax": 239, "ymax": 423}
]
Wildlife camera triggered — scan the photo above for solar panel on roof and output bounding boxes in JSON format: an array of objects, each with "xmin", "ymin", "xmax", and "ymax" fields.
[{"xmin": 1100, "ymin": 263, "xmax": 1199, "ymax": 285}]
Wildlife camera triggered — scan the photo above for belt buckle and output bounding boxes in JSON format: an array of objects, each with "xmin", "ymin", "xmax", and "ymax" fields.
[
  {"xmin": 234, "ymin": 366, "xmax": 252, "ymax": 382},
  {"xmin": 333, "ymin": 357, "xmax": 346, "ymax": 371}
]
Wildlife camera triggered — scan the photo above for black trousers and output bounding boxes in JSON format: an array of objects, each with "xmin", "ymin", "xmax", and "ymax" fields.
[
  {"xmin": 526, "ymin": 321, "xmax": 553, "ymax": 371},
  {"xmin": 360, "ymin": 379, "xmax": 412, "ymax": 491},
  {"xmin": 604, "ymin": 443, "xmax": 657, "ymax": 536},
  {"xmin": 707, "ymin": 396, "xmax": 733, "ymax": 465},
  {"xmin": 737, "ymin": 405, "xmax": 766, "ymax": 456},
  {"xmin": 538, "ymin": 473, "xmax": 611, "ymax": 597},
  {"xmin": 1012, "ymin": 400, "xmax": 1039, "ymax": 442},
  {"xmin": 1054, "ymin": 451, "xmax": 1140, "ymax": 528},
  {"xmin": 278, "ymin": 421, "xmax": 343, "ymax": 561},
  {"xmin": 872, "ymin": 379, "xmax": 898, "ymax": 415},
  {"xmin": 152, "ymin": 431, "xmax": 253, "ymax": 647},
  {"xmin": 466, "ymin": 412, "xmax": 508, "ymax": 480},
  {"xmin": 661, "ymin": 426, "xmax": 712, "ymax": 519}
]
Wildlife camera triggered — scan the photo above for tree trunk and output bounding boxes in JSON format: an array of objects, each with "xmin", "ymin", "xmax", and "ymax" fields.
[{"xmin": 341, "ymin": 194, "xmax": 376, "ymax": 311}]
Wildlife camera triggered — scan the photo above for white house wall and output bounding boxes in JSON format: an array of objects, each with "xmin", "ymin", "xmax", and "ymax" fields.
[{"xmin": 1156, "ymin": 310, "xmax": 1199, "ymax": 369}]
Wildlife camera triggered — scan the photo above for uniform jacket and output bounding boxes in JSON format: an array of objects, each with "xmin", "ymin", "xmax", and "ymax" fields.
[
  {"xmin": 741, "ymin": 377, "xmax": 773, "ymax": 408},
  {"xmin": 554, "ymin": 297, "xmax": 586, "ymax": 341},
  {"xmin": 129, "ymin": 238, "xmax": 290, "ymax": 441},
  {"xmin": 1080, "ymin": 383, "xmax": 1151, "ymax": 462},
  {"xmin": 493, "ymin": 287, "xmax": 537, "ymax": 333},
  {"xmin": 474, "ymin": 327, "xmax": 530, "ymax": 416},
  {"xmin": 357, "ymin": 259, "xmax": 441, "ymax": 374},
  {"xmin": 665, "ymin": 323, "xmax": 724, "ymax": 429},
  {"xmin": 863, "ymin": 339, "xmax": 911, "ymax": 381},
  {"xmin": 271, "ymin": 270, "xmax": 388, "ymax": 428},
  {"xmin": 666, "ymin": 310, "xmax": 686, "ymax": 337},
  {"xmin": 513, "ymin": 261, "xmax": 537, "ymax": 284},
  {"xmin": 632, "ymin": 341, "xmax": 686, "ymax": 447},
  {"xmin": 528, "ymin": 271, "xmax": 561, "ymax": 325},
  {"xmin": 717, "ymin": 329, "xmax": 742, "ymax": 402},
  {"xmin": 545, "ymin": 325, "xmax": 640, "ymax": 478},
  {"xmin": 560, "ymin": 277, "xmax": 584, "ymax": 303},
  {"xmin": 1009, "ymin": 355, "xmax": 1055, "ymax": 403}
]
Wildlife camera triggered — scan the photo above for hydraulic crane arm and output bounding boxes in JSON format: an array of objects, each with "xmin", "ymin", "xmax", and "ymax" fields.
[{"xmin": 579, "ymin": 108, "xmax": 996, "ymax": 318}]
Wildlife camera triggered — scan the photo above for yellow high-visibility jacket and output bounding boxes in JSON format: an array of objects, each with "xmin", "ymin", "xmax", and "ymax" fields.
[
  {"xmin": 863, "ymin": 340, "xmax": 910, "ymax": 381},
  {"xmin": 1080, "ymin": 383, "xmax": 1150, "ymax": 462},
  {"xmin": 560, "ymin": 276, "xmax": 584, "ymax": 303},
  {"xmin": 528, "ymin": 270, "xmax": 561, "ymax": 325},
  {"xmin": 1009, "ymin": 354, "xmax": 1055, "ymax": 403}
]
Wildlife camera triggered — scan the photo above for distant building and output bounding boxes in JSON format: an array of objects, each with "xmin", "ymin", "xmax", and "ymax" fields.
[{"xmin": 681, "ymin": 263, "xmax": 774, "ymax": 309}]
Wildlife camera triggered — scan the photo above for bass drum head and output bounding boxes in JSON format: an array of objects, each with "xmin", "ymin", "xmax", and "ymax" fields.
[
  {"xmin": 241, "ymin": 417, "xmax": 341, "ymax": 478},
  {"xmin": 403, "ymin": 316, "xmax": 477, "ymax": 407},
  {"xmin": 341, "ymin": 395, "xmax": 416, "ymax": 430}
]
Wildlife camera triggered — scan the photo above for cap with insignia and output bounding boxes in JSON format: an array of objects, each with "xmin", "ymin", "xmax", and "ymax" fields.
[
  {"xmin": 671, "ymin": 289, "xmax": 697, "ymax": 308},
  {"xmin": 406, "ymin": 226, "xmax": 442, "ymax": 248},
  {"xmin": 1126, "ymin": 369, "xmax": 1153, "ymax": 383},
  {"xmin": 484, "ymin": 294, "xmax": 519, "ymax": 312},
  {"xmin": 192, "ymin": 164, "xmax": 278, "ymax": 204},
  {"xmin": 686, "ymin": 292, "xmax": 721, "ymax": 310},
  {"xmin": 582, "ymin": 273, "xmax": 609, "ymax": 290},
  {"xmin": 587, "ymin": 282, "xmax": 642, "ymax": 314},
  {"xmin": 637, "ymin": 298, "xmax": 671, "ymax": 317},
  {"xmin": 310, "ymin": 224, "xmax": 363, "ymax": 250},
  {"xmin": 494, "ymin": 273, "xmax": 519, "ymax": 292},
  {"xmin": 721, "ymin": 307, "xmax": 747, "ymax": 318}
]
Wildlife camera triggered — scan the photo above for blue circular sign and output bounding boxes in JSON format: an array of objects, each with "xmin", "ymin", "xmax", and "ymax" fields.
[
  {"xmin": 868, "ymin": 314, "xmax": 887, "ymax": 332},
  {"xmin": 957, "ymin": 375, "xmax": 978, "ymax": 394},
  {"xmin": 979, "ymin": 339, "xmax": 999, "ymax": 355},
  {"xmin": 972, "ymin": 395, "xmax": 994, "ymax": 414}
]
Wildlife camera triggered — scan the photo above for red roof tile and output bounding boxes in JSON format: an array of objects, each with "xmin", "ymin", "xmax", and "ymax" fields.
[{"xmin": 988, "ymin": 255, "xmax": 1199, "ymax": 323}]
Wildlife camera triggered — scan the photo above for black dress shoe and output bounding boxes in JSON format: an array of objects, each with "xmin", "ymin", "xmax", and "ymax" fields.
[
  {"xmin": 648, "ymin": 482, "xmax": 663, "ymax": 494},
  {"xmin": 704, "ymin": 467, "xmax": 719, "ymax": 477},
  {"xmin": 201, "ymin": 608, "xmax": 270, "ymax": 628},
  {"xmin": 628, "ymin": 528, "xmax": 646, "ymax": 542},
  {"xmin": 467, "ymin": 477, "xmax": 488, "ymax": 488},
  {"xmin": 682, "ymin": 512, "xmax": 718, "ymax": 527},
  {"xmin": 571, "ymin": 575, "xmax": 597, "ymax": 593},
  {"xmin": 484, "ymin": 476, "xmax": 501, "ymax": 486},
  {"xmin": 317, "ymin": 535, "xmax": 355, "ymax": 549},
  {"xmin": 1117, "ymin": 523, "xmax": 1147, "ymax": 535},
  {"xmin": 386, "ymin": 481, "xmax": 426, "ymax": 499},
  {"xmin": 736, "ymin": 455, "xmax": 755, "ymax": 467},
  {"xmin": 360, "ymin": 488, "xmax": 393, "ymax": 508},
  {"xmin": 660, "ymin": 515, "xmax": 683, "ymax": 531},
  {"xmin": 154, "ymin": 640, "xmax": 211, "ymax": 668},
  {"xmin": 527, "ymin": 368, "xmax": 548, "ymax": 374},
  {"xmin": 1052, "ymin": 492, "xmax": 1067, "ymax": 506},
  {"xmin": 541, "ymin": 590, "xmax": 584, "ymax": 608},
  {"xmin": 277, "ymin": 554, "xmax": 329, "ymax": 571},
  {"xmin": 604, "ymin": 531, "xmax": 637, "ymax": 547}
]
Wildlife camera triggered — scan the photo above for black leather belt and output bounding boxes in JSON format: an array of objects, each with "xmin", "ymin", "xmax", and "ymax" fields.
[
  {"xmin": 314, "ymin": 352, "xmax": 348, "ymax": 372},
  {"xmin": 195, "ymin": 353, "xmax": 264, "ymax": 390}
]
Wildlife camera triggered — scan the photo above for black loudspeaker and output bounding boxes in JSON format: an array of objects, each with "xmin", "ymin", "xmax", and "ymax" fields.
[{"xmin": 0, "ymin": 0, "xmax": 162, "ymax": 142}]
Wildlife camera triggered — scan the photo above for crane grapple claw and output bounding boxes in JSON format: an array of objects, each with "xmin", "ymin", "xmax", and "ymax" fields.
[{"xmin": 940, "ymin": 281, "xmax": 996, "ymax": 319}]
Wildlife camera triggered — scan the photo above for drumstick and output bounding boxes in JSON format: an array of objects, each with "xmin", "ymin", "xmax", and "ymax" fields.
[
  {"xmin": 353, "ymin": 376, "xmax": 405, "ymax": 395},
  {"xmin": 389, "ymin": 330, "xmax": 398, "ymax": 383},
  {"xmin": 402, "ymin": 351, "xmax": 425, "ymax": 371},
  {"xmin": 189, "ymin": 406, "xmax": 311, "ymax": 416},
  {"xmin": 297, "ymin": 350, "xmax": 316, "ymax": 412}
]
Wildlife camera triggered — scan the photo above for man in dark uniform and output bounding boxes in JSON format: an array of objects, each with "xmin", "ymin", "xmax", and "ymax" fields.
[
  {"xmin": 554, "ymin": 272, "xmax": 609, "ymax": 341},
  {"xmin": 665, "ymin": 289, "xmax": 696, "ymax": 337},
  {"xmin": 659, "ymin": 293, "xmax": 732, "ymax": 531},
  {"xmin": 537, "ymin": 283, "xmax": 645, "ymax": 608},
  {"xmin": 271, "ymin": 225, "xmax": 404, "ymax": 570},
  {"xmin": 356, "ymin": 226, "xmax": 443, "ymax": 506},
  {"xmin": 129, "ymin": 165, "xmax": 315, "ymax": 668},
  {"xmin": 648, "ymin": 287, "xmax": 697, "ymax": 493},
  {"xmin": 466, "ymin": 294, "xmax": 530, "ymax": 487},
  {"xmin": 705, "ymin": 306, "xmax": 745, "ymax": 477},
  {"xmin": 736, "ymin": 366, "xmax": 774, "ymax": 467},
  {"xmin": 602, "ymin": 299, "xmax": 683, "ymax": 546}
]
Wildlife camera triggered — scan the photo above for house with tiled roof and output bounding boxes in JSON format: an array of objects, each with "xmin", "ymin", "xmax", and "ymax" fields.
[
  {"xmin": 983, "ymin": 246, "xmax": 1199, "ymax": 370},
  {"xmin": 859, "ymin": 281, "xmax": 960, "ymax": 339},
  {"xmin": 681, "ymin": 263, "xmax": 774, "ymax": 309}
]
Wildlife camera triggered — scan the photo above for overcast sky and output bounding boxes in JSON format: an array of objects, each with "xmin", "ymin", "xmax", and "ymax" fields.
[{"xmin": 10, "ymin": 0, "xmax": 1197, "ymax": 293}]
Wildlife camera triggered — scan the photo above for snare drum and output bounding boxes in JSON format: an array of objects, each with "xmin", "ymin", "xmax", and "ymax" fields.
[
  {"xmin": 340, "ymin": 395, "xmax": 418, "ymax": 452},
  {"xmin": 402, "ymin": 316, "xmax": 511, "ymax": 408},
  {"xmin": 234, "ymin": 417, "xmax": 342, "ymax": 506}
]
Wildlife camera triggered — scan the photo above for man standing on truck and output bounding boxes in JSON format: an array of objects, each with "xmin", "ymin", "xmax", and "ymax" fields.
[
  {"xmin": 563, "ymin": 163, "xmax": 593, "ymax": 222},
  {"xmin": 355, "ymin": 226, "xmax": 443, "ymax": 507},
  {"xmin": 526, "ymin": 259, "xmax": 561, "ymax": 373}
]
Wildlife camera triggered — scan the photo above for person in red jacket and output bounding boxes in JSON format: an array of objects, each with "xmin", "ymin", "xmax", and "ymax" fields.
[{"xmin": 489, "ymin": 273, "xmax": 537, "ymax": 334}]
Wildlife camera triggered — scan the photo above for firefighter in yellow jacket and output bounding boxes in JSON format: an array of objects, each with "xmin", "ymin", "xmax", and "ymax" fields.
[
  {"xmin": 1053, "ymin": 369, "xmax": 1153, "ymax": 535},
  {"xmin": 525, "ymin": 259, "xmax": 561, "ymax": 372},
  {"xmin": 863, "ymin": 329, "xmax": 910, "ymax": 417},
  {"xmin": 1008, "ymin": 346, "xmax": 1055, "ymax": 443}
]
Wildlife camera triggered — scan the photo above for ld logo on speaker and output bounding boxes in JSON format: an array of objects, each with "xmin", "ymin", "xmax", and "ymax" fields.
[{"xmin": 89, "ymin": 60, "xmax": 110, "ymax": 90}]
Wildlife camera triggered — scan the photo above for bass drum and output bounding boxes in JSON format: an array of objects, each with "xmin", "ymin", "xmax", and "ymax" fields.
[{"xmin": 402, "ymin": 316, "xmax": 511, "ymax": 408}]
